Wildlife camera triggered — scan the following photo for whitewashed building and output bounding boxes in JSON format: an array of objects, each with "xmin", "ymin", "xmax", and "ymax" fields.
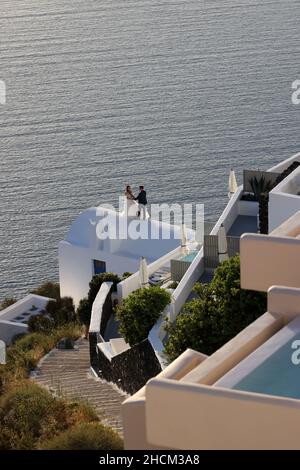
[{"xmin": 59, "ymin": 206, "xmax": 195, "ymax": 306}]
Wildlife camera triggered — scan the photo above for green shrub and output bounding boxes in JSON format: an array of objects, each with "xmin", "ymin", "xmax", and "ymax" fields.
[
  {"xmin": 31, "ymin": 282, "xmax": 60, "ymax": 301},
  {"xmin": 0, "ymin": 297, "xmax": 17, "ymax": 311},
  {"xmin": 28, "ymin": 314, "xmax": 54, "ymax": 334},
  {"xmin": 76, "ymin": 298, "xmax": 91, "ymax": 327},
  {"xmin": 40, "ymin": 422, "xmax": 123, "ymax": 450},
  {"xmin": 122, "ymin": 272, "xmax": 133, "ymax": 279},
  {"xmin": 0, "ymin": 382, "xmax": 68, "ymax": 449},
  {"xmin": 169, "ymin": 281, "xmax": 179, "ymax": 289},
  {"xmin": 46, "ymin": 297, "xmax": 76, "ymax": 326},
  {"xmin": 116, "ymin": 287, "xmax": 171, "ymax": 346},
  {"xmin": 165, "ymin": 256, "xmax": 267, "ymax": 361},
  {"xmin": 87, "ymin": 273, "xmax": 120, "ymax": 305}
]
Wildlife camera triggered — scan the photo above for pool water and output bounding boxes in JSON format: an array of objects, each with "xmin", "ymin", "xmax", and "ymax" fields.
[
  {"xmin": 233, "ymin": 330, "xmax": 300, "ymax": 400},
  {"xmin": 181, "ymin": 251, "xmax": 199, "ymax": 263}
]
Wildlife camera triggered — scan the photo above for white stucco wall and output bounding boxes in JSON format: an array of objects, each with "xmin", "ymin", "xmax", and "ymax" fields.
[
  {"xmin": 269, "ymin": 166, "xmax": 300, "ymax": 232},
  {"xmin": 240, "ymin": 234, "xmax": 300, "ymax": 292},
  {"xmin": 59, "ymin": 241, "xmax": 140, "ymax": 307},
  {"xmin": 0, "ymin": 295, "xmax": 52, "ymax": 345},
  {"xmin": 59, "ymin": 207, "xmax": 195, "ymax": 306}
]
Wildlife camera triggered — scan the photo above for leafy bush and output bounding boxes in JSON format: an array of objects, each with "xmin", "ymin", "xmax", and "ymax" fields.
[
  {"xmin": 0, "ymin": 297, "xmax": 17, "ymax": 311},
  {"xmin": 76, "ymin": 298, "xmax": 91, "ymax": 327},
  {"xmin": 165, "ymin": 256, "xmax": 267, "ymax": 361},
  {"xmin": 28, "ymin": 314, "xmax": 54, "ymax": 334},
  {"xmin": 46, "ymin": 297, "xmax": 76, "ymax": 326},
  {"xmin": 31, "ymin": 282, "xmax": 60, "ymax": 301},
  {"xmin": 0, "ymin": 382, "xmax": 68, "ymax": 449},
  {"xmin": 40, "ymin": 422, "xmax": 123, "ymax": 450},
  {"xmin": 122, "ymin": 272, "xmax": 133, "ymax": 279},
  {"xmin": 116, "ymin": 287, "xmax": 171, "ymax": 346},
  {"xmin": 169, "ymin": 281, "xmax": 179, "ymax": 289},
  {"xmin": 87, "ymin": 273, "xmax": 120, "ymax": 305}
]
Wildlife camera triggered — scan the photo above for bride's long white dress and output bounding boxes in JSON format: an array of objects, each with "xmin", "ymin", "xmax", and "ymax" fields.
[{"xmin": 123, "ymin": 195, "xmax": 139, "ymax": 217}]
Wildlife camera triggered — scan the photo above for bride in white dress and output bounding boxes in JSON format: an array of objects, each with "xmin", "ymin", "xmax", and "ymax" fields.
[{"xmin": 124, "ymin": 185, "xmax": 139, "ymax": 217}]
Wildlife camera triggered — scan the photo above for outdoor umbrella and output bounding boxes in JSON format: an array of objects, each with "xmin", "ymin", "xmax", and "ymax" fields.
[
  {"xmin": 218, "ymin": 223, "xmax": 229, "ymax": 263},
  {"xmin": 180, "ymin": 223, "xmax": 188, "ymax": 252},
  {"xmin": 139, "ymin": 256, "xmax": 149, "ymax": 288},
  {"xmin": 228, "ymin": 169, "xmax": 238, "ymax": 198}
]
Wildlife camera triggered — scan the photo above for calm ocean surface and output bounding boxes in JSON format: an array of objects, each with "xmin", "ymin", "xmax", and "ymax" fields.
[{"xmin": 0, "ymin": 0, "xmax": 300, "ymax": 300}]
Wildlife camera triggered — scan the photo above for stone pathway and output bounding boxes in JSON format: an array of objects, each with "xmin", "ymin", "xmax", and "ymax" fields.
[{"xmin": 32, "ymin": 338, "xmax": 127, "ymax": 436}]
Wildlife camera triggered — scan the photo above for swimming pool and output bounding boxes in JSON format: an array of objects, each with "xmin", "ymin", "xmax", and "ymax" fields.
[
  {"xmin": 181, "ymin": 251, "xmax": 199, "ymax": 263},
  {"xmin": 214, "ymin": 316, "xmax": 300, "ymax": 400}
]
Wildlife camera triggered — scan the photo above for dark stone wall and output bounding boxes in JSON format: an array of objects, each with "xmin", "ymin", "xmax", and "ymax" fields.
[{"xmin": 93, "ymin": 339, "xmax": 162, "ymax": 395}]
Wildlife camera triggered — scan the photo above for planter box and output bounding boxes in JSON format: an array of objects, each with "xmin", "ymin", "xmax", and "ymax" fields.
[{"xmin": 238, "ymin": 200, "xmax": 259, "ymax": 216}]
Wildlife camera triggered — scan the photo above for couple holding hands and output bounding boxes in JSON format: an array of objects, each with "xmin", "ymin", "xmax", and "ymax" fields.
[{"xmin": 124, "ymin": 185, "xmax": 148, "ymax": 219}]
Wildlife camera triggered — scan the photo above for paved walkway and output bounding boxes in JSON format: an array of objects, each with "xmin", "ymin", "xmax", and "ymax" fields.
[{"xmin": 32, "ymin": 338, "xmax": 127, "ymax": 436}]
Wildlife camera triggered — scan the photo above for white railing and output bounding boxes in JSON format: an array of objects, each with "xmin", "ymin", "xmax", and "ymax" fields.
[
  {"xmin": 171, "ymin": 248, "xmax": 205, "ymax": 317},
  {"xmin": 89, "ymin": 282, "xmax": 113, "ymax": 335},
  {"xmin": 211, "ymin": 186, "xmax": 243, "ymax": 235},
  {"xmin": 267, "ymin": 151, "xmax": 300, "ymax": 174}
]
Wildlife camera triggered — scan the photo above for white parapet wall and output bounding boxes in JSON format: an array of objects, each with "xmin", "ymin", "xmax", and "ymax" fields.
[
  {"xmin": 267, "ymin": 151, "xmax": 300, "ymax": 174},
  {"xmin": 269, "ymin": 170, "xmax": 300, "ymax": 232},
  {"xmin": 89, "ymin": 282, "xmax": 114, "ymax": 335},
  {"xmin": 124, "ymin": 286, "xmax": 300, "ymax": 450},
  {"xmin": 240, "ymin": 234, "xmax": 300, "ymax": 293},
  {"xmin": 171, "ymin": 247, "xmax": 204, "ymax": 317},
  {"xmin": 59, "ymin": 241, "xmax": 140, "ymax": 307},
  {"xmin": 0, "ymin": 294, "xmax": 52, "ymax": 345},
  {"xmin": 145, "ymin": 378, "xmax": 300, "ymax": 450}
]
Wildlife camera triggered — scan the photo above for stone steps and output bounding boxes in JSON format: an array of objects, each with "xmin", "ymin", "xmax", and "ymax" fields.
[{"xmin": 32, "ymin": 338, "xmax": 127, "ymax": 436}]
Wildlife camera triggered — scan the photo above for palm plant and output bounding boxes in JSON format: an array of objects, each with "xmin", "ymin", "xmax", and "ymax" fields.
[{"xmin": 249, "ymin": 176, "xmax": 274, "ymax": 201}]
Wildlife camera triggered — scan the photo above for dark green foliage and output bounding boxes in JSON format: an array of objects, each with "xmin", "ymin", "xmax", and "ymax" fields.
[
  {"xmin": 122, "ymin": 272, "xmax": 133, "ymax": 279},
  {"xmin": 116, "ymin": 287, "xmax": 171, "ymax": 346},
  {"xmin": 240, "ymin": 193, "xmax": 257, "ymax": 201},
  {"xmin": 46, "ymin": 297, "xmax": 76, "ymax": 326},
  {"xmin": 31, "ymin": 282, "xmax": 60, "ymax": 301},
  {"xmin": 249, "ymin": 176, "xmax": 275, "ymax": 201},
  {"xmin": 87, "ymin": 273, "xmax": 120, "ymax": 305},
  {"xmin": 165, "ymin": 256, "xmax": 267, "ymax": 362},
  {"xmin": 40, "ymin": 422, "xmax": 123, "ymax": 450},
  {"xmin": 27, "ymin": 314, "xmax": 54, "ymax": 334},
  {"xmin": 169, "ymin": 281, "xmax": 179, "ymax": 289},
  {"xmin": 0, "ymin": 297, "xmax": 17, "ymax": 311},
  {"xmin": 275, "ymin": 161, "xmax": 300, "ymax": 186},
  {"xmin": 76, "ymin": 298, "xmax": 92, "ymax": 327}
]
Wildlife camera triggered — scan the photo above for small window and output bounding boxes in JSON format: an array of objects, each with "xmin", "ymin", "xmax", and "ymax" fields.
[{"xmin": 93, "ymin": 260, "xmax": 106, "ymax": 275}]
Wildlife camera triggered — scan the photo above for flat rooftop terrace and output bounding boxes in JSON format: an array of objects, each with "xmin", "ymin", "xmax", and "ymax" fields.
[{"xmin": 227, "ymin": 215, "xmax": 258, "ymax": 237}]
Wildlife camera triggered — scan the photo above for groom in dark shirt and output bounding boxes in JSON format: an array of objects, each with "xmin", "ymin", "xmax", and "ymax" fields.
[{"xmin": 135, "ymin": 185, "xmax": 147, "ymax": 218}]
